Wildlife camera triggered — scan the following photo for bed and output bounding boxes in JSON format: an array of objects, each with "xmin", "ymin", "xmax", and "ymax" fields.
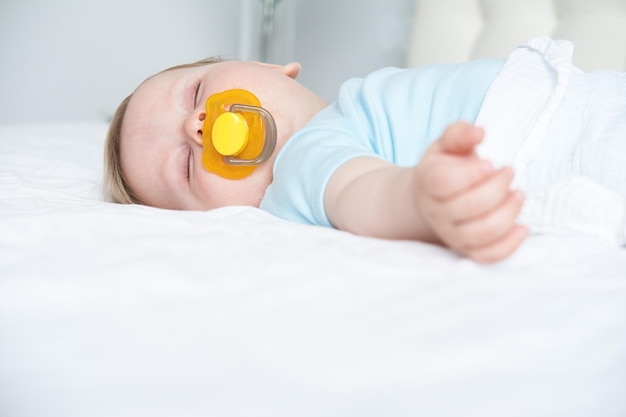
[{"xmin": 1, "ymin": 1, "xmax": 626, "ymax": 416}]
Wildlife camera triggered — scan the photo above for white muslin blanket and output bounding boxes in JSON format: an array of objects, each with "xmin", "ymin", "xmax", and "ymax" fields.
[{"xmin": 476, "ymin": 36, "xmax": 626, "ymax": 245}]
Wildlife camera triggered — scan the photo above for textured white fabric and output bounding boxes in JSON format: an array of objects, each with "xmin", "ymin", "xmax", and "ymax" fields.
[{"xmin": 476, "ymin": 36, "xmax": 626, "ymax": 245}]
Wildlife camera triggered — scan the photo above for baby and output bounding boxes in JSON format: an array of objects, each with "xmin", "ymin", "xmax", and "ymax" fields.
[{"xmin": 104, "ymin": 37, "xmax": 626, "ymax": 263}]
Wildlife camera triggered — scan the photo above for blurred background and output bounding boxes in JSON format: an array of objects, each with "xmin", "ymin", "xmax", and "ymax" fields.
[{"xmin": 0, "ymin": 0, "xmax": 413, "ymax": 124}]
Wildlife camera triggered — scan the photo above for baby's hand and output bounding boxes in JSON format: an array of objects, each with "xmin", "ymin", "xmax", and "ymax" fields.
[{"xmin": 412, "ymin": 122, "xmax": 527, "ymax": 262}]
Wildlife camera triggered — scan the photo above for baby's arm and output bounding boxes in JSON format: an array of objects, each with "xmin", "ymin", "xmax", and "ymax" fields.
[{"xmin": 324, "ymin": 121, "xmax": 527, "ymax": 263}]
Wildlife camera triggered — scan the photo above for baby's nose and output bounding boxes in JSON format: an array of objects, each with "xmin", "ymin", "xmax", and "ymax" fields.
[{"xmin": 186, "ymin": 110, "xmax": 206, "ymax": 146}]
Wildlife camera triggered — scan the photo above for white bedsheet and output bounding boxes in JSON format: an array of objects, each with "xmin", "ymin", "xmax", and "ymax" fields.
[{"xmin": 1, "ymin": 123, "xmax": 626, "ymax": 416}]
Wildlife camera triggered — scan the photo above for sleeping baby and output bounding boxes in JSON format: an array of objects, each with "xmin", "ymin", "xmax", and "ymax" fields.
[{"xmin": 104, "ymin": 36, "xmax": 626, "ymax": 263}]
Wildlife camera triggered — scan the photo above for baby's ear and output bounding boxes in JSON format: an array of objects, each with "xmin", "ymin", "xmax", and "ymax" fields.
[{"xmin": 254, "ymin": 61, "xmax": 302, "ymax": 79}]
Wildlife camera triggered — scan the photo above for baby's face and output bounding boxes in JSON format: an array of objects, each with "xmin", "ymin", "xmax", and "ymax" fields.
[{"xmin": 120, "ymin": 61, "xmax": 327, "ymax": 211}]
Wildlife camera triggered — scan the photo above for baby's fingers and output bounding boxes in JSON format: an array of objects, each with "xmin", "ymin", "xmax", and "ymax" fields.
[
  {"xmin": 435, "ymin": 122, "xmax": 484, "ymax": 155},
  {"xmin": 453, "ymin": 189, "xmax": 525, "ymax": 251},
  {"xmin": 443, "ymin": 167, "xmax": 515, "ymax": 222},
  {"xmin": 466, "ymin": 225, "xmax": 528, "ymax": 263},
  {"xmin": 423, "ymin": 157, "xmax": 494, "ymax": 200}
]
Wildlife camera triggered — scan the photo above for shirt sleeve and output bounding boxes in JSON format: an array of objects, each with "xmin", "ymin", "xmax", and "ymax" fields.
[{"xmin": 260, "ymin": 101, "xmax": 378, "ymax": 227}]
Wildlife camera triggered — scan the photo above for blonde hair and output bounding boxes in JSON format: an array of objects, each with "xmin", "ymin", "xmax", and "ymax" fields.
[{"xmin": 103, "ymin": 56, "xmax": 224, "ymax": 204}]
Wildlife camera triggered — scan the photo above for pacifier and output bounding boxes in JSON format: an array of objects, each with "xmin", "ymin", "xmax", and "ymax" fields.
[{"xmin": 201, "ymin": 89, "xmax": 277, "ymax": 179}]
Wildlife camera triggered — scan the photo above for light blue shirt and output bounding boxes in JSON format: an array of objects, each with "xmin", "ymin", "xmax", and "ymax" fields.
[{"xmin": 260, "ymin": 59, "xmax": 505, "ymax": 227}]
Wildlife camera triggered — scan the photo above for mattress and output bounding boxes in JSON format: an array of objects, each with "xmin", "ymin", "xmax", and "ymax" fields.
[{"xmin": 1, "ymin": 123, "xmax": 625, "ymax": 416}]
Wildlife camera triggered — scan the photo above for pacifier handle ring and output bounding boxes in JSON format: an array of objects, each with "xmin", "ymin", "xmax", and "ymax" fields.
[{"xmin": 224, "ymin": 104, "xmax": 277, "ymax": 166}]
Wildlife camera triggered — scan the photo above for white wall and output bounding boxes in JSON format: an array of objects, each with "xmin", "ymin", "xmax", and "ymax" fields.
[
  {"xmin": 293, "ymin": 0, "xmax": 413, "ymax": 102},
  {"xmin": 0, "ymin": 0, "xmax": 241, "ymax": 124},
  {"xmin": 0, "ymin": 0, "xmax": 413, "ymax": 124}
]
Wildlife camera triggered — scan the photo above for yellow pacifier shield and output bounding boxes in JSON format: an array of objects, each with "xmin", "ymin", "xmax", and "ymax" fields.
[{"xmin": 201, "ymin": 89, "xmax": 265, "ymax": 179}]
